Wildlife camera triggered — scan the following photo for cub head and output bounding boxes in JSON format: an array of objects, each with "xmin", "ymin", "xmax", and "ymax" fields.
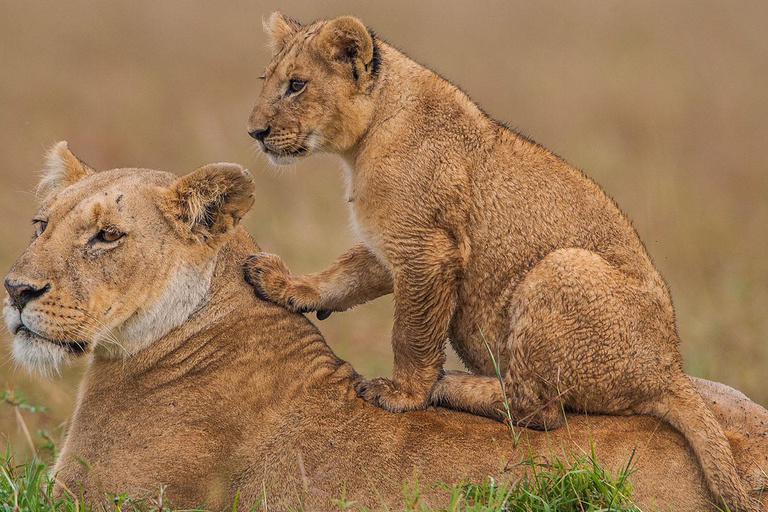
[
  {"xmin": 3, "ymin": 142, "xmax": 255, "ymax": 374},
  {"xmin": 247, "ymin": 12, "xmax": 380, "ymax": 165}
]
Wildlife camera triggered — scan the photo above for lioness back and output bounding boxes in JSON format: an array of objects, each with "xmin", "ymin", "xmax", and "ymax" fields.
[{"xmin": 245, "ymin": 13, "xmax": 760, "ymax": 511}]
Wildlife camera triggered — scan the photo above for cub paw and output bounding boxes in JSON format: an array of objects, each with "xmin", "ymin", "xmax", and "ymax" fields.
[
  {"xmin": 354, "ymin": 377, "xmax": 428, "ymax": 412},
  {"xmin": 243, "ymin": 252, "xmax": 321, "ymax": 313}
]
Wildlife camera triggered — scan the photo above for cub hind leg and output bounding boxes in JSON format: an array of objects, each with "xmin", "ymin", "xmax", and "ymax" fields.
[
  {"xmin": 430, "ymin": 370, "xmax": 565, "ymax": 430},
  {"xmin": 502, "ymin": 248, "xmax": 680, "ymax": 416}
]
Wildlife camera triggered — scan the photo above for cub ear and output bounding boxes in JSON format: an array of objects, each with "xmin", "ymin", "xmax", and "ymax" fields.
[
  {"xmin": 38, "ymin": 141, "xmax": 95, "ymax": 201},
  {"xmin": 316, "ymin": 16, "xmax": 375, "ymax": 81},
  {"xmin": 162, "ymin": 163, "xmax": 255, "ymax": 246},
  {"xmin": 263, "ymin": 11, "xmax": 302, "ymax": 53}
]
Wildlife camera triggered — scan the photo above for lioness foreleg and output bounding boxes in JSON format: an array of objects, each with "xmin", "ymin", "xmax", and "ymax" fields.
[{"xmin": 244, "ymin": 243, "xmax": 393, "ymax": 316}]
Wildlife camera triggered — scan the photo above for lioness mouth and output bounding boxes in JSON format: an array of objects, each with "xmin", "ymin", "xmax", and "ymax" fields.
[{"xmin": 16, "ymin": 325, "xmax": 88, "ymax": 354}]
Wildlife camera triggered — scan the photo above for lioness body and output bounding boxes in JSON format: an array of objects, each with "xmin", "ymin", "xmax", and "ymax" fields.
[
  {"xmin": 245, "ymin": 14, "xmax": 761, "ymax": 510},
  {"xmin": 4, "ymin": 148, "xmax": 768, "ymax": 510},
  {"xmin": 56, "ymin": 272, "xmax": 768, "ymax": 512}
]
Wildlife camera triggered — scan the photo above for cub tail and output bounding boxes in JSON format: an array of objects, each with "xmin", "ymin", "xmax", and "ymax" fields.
[{"xmin": 648, "ymin": 375, "xmax": 757, "ymax": 512}]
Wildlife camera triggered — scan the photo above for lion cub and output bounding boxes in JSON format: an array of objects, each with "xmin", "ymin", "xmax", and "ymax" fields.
[{"xmin": 244, "ymin": 12, "xmax": 756, "ymax": 511}]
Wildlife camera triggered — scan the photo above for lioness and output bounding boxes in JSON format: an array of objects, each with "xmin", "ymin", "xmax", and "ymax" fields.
[
  {"xmin": 4, "ymin": 143, "xmax": 768, "ymax": 510},
  {"xmin": 244, "ymin": 13, "xmax": 762, "ymax": 511}
]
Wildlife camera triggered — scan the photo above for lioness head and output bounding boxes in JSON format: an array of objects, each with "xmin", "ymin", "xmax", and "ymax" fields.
[
  {"xmin": 3, "ymin": 142, "xmax": 254, "ymax": 373},
  {"xmin": 247, "ymin": 12, "xmax": 380, "ymax": 165}
]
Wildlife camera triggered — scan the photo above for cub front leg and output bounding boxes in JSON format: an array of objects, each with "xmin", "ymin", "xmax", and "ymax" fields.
[
  {"xmin": 355, "ymin": 234, "xmax": 462, "ymax": 412},
  {"xmin": 244, "ymin": 243, "xmax": 393, "ymax": 317}
]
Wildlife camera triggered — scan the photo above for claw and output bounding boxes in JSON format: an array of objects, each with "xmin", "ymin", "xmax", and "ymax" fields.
[
  {"xmin": 316, "ymin": 309, "xmax": 332, "ymax": 320},
  {"xmin": 243, "ymin": 267, "xmax": 259, "ymax": 287},
  {"xmin": 251, "ymin": 283, "xmax": 269, "ymax": 302}
]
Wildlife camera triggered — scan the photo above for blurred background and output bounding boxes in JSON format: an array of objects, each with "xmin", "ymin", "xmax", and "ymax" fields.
[{"xmin": 1, "ymin": 1, "xmax": 766, "ymax": 455}]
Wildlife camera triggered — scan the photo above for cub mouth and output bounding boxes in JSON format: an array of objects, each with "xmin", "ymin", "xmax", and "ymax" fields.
[
  {"xmin": 15, "ymin": 324, "xmax": 88, "ymax": 355},
  {"xmin": 263, "ymin": 146, "xmax": 313, "ymax": 166},
  {"xmin": 260, "ymin": 133, "xmax": 317, "ymax": 164},
  {"xmin": 264, "ymin": 145, "xmax": 311, "ymax": 158}
]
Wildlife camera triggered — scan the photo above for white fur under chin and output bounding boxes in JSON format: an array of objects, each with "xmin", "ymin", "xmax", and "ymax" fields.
[
  {"xmin": 267, "ymin": 152, "xmax": 302, "ymax": 166},
  {"xmin": 12, "ymin": 332, "xmax": 69, "ymax": 377},
  {"xmin": 98, "ymin": 261, "xmax": 215, "ymax": 359},
  {"xmin": 5, "ymin": 298, "xmax": 68, "ymax": 375}
]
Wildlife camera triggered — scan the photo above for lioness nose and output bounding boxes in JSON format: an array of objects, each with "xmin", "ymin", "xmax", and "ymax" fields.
[
  {"xmin": 4, "ymin": 278, "xmax": 50, "ymax": 311},
  {"xmin": 248, "ymin": 126, "xmax": 270, "ymax": 141}
]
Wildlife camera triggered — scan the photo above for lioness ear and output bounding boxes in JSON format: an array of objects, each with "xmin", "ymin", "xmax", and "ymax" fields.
[
  {"xmin": 316, "ymin": 16, "xmax": 375, "ymax": 82},
  {"xmin": 38, "ymin": 141, "xmax": 95, "ymax": 201},
  {"xmin": 264, "ymin": 11, "xmax": 302, "ymax": 53},
  {"xmin": 163, "ymin": 163, "xmax": 255, "ymax": 246}
]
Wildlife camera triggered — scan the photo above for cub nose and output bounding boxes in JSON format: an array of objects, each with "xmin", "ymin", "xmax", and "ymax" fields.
[
  {"xmin": 4, "ymin": 278, "xmax": 50, "ymax": 311},
  {"xmin": 248, "ymin": 126, "xmax": 271, "ymax": 141}
]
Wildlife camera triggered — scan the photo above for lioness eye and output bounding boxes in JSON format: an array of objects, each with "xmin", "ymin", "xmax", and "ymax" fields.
[
  {"xmin": 288, "ymin": 79, "xmax": 306, "ymax": 93},
  {"xmin": 96, "ymin": 228, "xmax": 124, "ymax": 243},
  {"xmin": 32, "ymin": 219, "xmax": 47, "ymax": 236}
]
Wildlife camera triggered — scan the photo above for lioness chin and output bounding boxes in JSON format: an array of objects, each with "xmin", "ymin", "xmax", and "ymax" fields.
[
  {"xmin": 244, "ymin": 12, "xmax": 763, "ymax": 511},
  {"xmin": 5, "ymin": 143, "xmax": 768, "ymax": 511}
]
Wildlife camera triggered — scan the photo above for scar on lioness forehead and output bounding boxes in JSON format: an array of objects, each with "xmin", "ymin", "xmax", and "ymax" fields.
[{"xmin": 89, "ymin": 199, "xmax": 121, "ymax": 227}]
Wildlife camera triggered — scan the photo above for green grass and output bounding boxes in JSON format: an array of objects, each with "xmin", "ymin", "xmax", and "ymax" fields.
[{"xmin": 438, "ymin": 455, "xmax": 639, "ymax": 511}]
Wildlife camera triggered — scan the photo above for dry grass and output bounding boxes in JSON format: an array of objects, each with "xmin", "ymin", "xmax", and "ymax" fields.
[{"xmin": 1, "ymin": 1, "xmax": 766, "ymax": 456}]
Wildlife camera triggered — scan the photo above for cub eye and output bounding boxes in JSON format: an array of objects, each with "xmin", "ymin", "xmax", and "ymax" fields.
[
  {"xmin": 95, "ymin": 228, "xmax": 124, "ymax": 243},
  {"xmin": 288, "ymin": 79, "xmax": 306, "ymax": 94},
  {"xmin": 32, "ymin": 219, "xmax": 47, "ymax": 237}
]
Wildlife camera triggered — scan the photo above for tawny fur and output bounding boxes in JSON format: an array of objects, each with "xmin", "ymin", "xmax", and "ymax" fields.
[
  {"xmin": 4, "ymin": 147, "xmax": 768, "ymax": 510},
  {"xmin": 245, "ymin": 13, "xmax": 764, "ymax": 511}
]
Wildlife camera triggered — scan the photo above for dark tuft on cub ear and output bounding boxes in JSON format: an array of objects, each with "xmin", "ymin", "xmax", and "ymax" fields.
[
  {"xmin": 317, "ymin": 16, "xmax": 375, "ymax": 82},
  {"xmin": 264, "ymin": 11, "xmax": 302, "ymax": 54},
  {"xmin": 163, "ymin": 163, "xmax": 255, "ymax": 245},
  {"xmin": 38, "ymin": 141, "xmax": 96, "ymax": 202},
  {"xmin": 367, "ymin": 29, "xmax": 381, "ymax": 79}
]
